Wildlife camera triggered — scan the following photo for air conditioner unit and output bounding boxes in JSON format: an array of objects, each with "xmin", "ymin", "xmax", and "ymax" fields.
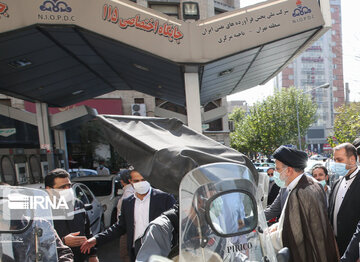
[{"xmin": 131, "ymin": 104, "xmax": 147, "ymax": 116}]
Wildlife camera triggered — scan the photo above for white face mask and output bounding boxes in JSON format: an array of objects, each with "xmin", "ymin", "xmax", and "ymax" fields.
[
  {"xmin": 58, "ymin": 189, "xmax": 74, "ymax": 203},
  {"xmin": 133, "ymin": 181, "xmax": 151, "ymax": 195}
]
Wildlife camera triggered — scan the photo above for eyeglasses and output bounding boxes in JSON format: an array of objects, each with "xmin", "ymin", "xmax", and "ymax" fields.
[
  {"xmin": 55, "ymin": 183, "xmax": 72, "ymax": 189},
  {"xmin": 267, "ymin": 173, "xmax": 274, "ymax": 176}
]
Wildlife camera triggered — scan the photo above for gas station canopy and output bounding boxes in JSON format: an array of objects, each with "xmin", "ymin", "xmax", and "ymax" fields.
[{"xmin": 0, "ymin": 0, "xmax": 331, "ymax": 107}]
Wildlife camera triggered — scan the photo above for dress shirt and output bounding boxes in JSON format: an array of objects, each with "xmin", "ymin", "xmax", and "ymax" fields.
[
  {"xmin": 133, "ymin": 188, "xmax": 152, "ymax": 245},
  {"xmin": 333, "ymin": 167, "xmax": 360, "ymax": 236},
  {"xmin": 269, "ymin": 173, "xmax": 303, "ymax": 251}
]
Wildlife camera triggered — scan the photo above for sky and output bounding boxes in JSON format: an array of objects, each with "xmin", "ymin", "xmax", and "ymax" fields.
[{"xmin": 227, "ymin": 0, "xmax": 360, "ymax": 105}]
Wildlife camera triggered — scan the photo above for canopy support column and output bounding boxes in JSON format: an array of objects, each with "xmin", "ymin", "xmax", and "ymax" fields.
[
  {"xmin": 54, "ymin": 129, "xmax": 69, "ymax": 170},
  {"xmin": 184, "ymin": 66, "xmax": 202, "ymax": 133},
  {"xmin": 36, "ymin": 102, "xmax": 55, "ymax": 171}
]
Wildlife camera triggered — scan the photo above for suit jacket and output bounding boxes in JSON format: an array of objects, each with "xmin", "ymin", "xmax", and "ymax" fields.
[
  {"xmin": 264, "ymin": 188, "xmax": 288, "ymax": 221},
  {"xmin": 341, "ymin": 219, "xmax": 360, "ymax": 261},
  {"xmin": 267, "ymin": 181, "xmax": 280, "ymax": 206},
  {"xmin": 95, "ymin": 188, "xmax": 176, "ymax": 260},
  {"xmin": 329, "ymin": 169, "xmax": 360, "ymax": 255},
  {"xmin": 54, "ymin": 199, "xmax": 96, "ymax": 261}
]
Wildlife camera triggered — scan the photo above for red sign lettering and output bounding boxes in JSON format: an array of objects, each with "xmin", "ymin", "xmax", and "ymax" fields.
[{"xmin": 102, "ymin": 4, "xmax": 183, "ymax": 44}]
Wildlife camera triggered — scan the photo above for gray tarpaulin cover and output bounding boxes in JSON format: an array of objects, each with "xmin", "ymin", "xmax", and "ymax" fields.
[{"xmin": 97, "ymin": 115, "xmax": 257, "ymax": 195}]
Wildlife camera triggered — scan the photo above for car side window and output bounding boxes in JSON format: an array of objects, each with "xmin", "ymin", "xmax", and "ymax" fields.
[
  {"xmin": 80, "ymin": 185, "xmax": 94, "ymax": 203},
  {"xmin": 74, "ymin": 186, "xmax": 89, "ymax": 204}
]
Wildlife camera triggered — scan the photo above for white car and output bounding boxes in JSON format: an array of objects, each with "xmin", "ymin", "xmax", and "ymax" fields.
[
  {"xmin": 72, "ymin": 175, "xmax": 123, "ymax": 228},
  {"xmin": 68, "ymin": 168, "xmax": 98, "ymax": 179},
  {"xmin": 310, "ymin": 154, "xmax": 328, "ymax": 161},
  {"xmin": 72, "ymin": 182, "xmax": 104, "ymax": 235}
]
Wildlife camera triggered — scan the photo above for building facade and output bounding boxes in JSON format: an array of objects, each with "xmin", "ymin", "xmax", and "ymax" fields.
[{"xmin": 276, "ymin": 0, "xmax": 344, "ymax": 153}]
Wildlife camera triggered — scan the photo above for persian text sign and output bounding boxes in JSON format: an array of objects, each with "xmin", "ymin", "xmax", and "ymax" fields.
[{"xmin": 102, "ymin": 4, "xmax": 184, "ymax": 44}]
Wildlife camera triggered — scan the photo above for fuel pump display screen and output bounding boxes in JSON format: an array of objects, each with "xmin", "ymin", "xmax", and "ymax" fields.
[{"xmin": 16, "ymin": 164, "xmax": 28, "ymax": 184}]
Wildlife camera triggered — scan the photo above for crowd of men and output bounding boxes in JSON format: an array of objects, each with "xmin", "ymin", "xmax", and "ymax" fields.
[
  {"xmin": 1, "ymin": 138, "xmax": 360, "ymax": 262},
  {"xmin": 265, "ymin": 140, "xmax": 360, "ymax": 262}
]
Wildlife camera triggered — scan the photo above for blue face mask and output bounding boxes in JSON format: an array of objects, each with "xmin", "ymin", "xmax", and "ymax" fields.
[
  {"xmin": 273, "ymin": 169, "xmax": 287, "ymax": 188},
  {"xmin": 319, "ymin": 180, "xmax": 327, "ymax": 187},
  {"xmin": 269, "ymin": 176, "xmax": 274, "ymax": 182},
  {"xmin": 329, "ymin": 162, "xmax": 348, "ymax": 177}
]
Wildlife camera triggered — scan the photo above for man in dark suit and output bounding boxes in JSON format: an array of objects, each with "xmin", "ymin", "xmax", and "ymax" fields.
[
  {"xmin": 80, "ymin": 170, "xmax": 176, "ymax": 261},
  {"xmin": 329, "ymin": 143, "xmax": 360, "ymax": 256},
  {"xmin": 267, "ymin": 168, "xmax": 280, "ymax": 206}
]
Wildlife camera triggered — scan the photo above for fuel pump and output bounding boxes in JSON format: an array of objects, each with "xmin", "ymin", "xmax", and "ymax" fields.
[
  {"xmin": 13, "ymin": 148, "xmax": 28, "ymax": 185},
  {"xmin": 54, "ymin": 149, "xmax": 65, "ymax": 169},
  {"xmin": 40, "ymin": 149, "xmax": 49, "ymax": 178}
]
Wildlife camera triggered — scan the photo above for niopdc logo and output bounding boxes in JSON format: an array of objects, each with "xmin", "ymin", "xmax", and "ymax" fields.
[
  {"xmin": 0, "ymin": 2, "xmax": 9, "ymax": 18},
  {"xmin": 40, "ymin": 0, "xmax": 72, "ymax": 13},
  {"xmin": 293, "ymin": 0, "xmax": 312, "ymax": 17},
  {"xmin": 8, "ymin": 193, "xmax": 69, "ymax": 210}
]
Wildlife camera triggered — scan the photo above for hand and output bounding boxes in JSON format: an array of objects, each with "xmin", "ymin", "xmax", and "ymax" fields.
[
  {"xmin": 238, "ymin": 219, "xmax": 245, "ymax": 229},
  {"xmin": 89, "ymin": 256, "xmax": 99, "ymax": 262},
  {"xmin": 63, "ymin": 232, "xmax": 87, "ymax": 247},
  {"xmin": 80, "ymin": 237, "xmax": 97, "ymax": 254},
  {"xmin": 269, "ymin": 224, "xmax": 278, "ymax": 233}
]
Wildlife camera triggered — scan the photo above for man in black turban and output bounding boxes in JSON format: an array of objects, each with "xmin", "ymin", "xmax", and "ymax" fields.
[{"xmin": 268, "ymin": 145, "xmax": 339, "ymax": 262}]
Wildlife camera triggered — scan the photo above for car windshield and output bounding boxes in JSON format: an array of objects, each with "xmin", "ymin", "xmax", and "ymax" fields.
[{"xmin": 78, "ymin": 181, "xmax": 112, "ymax": 196}]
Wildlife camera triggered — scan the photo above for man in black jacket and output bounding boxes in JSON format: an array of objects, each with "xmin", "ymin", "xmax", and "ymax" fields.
[
  {"xmin": 81, "ymin": 170, "xmax": 176, "ymax": 262},
  {"xmin": 329, "ymin": 143, "xmax": 360, "ymax": 256},
  {"xmin": 45, "ymin": 169, "xmax": 98, "ymax": 262}
]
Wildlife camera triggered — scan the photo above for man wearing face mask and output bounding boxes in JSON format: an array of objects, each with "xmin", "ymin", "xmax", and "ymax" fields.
[
  {"xmin": 311, "ymin": 165, "xmax": 331, "ymax": 204},
  {"xmin": 268, "ymin": 145, "xmax": 339, "ymax": 262},
  {"xmin": 96, "ymin": 160, "xmax": 110, "ymax": 175},
  {"xmin": 80, "ymin": 170, "xmax": 176, "ymax": 262},
  {"xmin": 267, "ymin": 168, "xmax": 280, "ymax": 206},
  {"xmin": 45, "ymin": 168, "xmax": 98, "ymax": 262},
  {"xmin": 328, "ymin": 143, "xmax": 360, "ymax": 256}
]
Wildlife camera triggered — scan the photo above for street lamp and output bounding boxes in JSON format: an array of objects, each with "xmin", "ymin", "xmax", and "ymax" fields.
[{"xmin": 296, "ymin": 83, "xmax": 330, "ymax": 150}]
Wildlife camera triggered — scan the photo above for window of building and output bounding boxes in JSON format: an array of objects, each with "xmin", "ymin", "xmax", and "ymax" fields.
[
  {"xmin": 149, "ymin": 4, "xmax": 180, "ymax": 18},
  {"xmin": 0, "ymin": 99, "xmax": 11, "ymax": 106},
  {"xmin": 134, "ymin": 98, "xmax": 145, "ymax": 104},
  {"xmin": 215, "ymin": 8, "xmax": 226, "ymax": 15}
]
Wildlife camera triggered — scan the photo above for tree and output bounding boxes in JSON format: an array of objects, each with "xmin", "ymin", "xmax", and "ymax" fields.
[
  {"xmin": 230, "ymin": 87, "xmax": 317, "ymax": 156},
  {"xmin": 328, "ymin": 102, "xmax": 360, "ymax": 147},
  {"xmin": 229, "ymin": 107, "xmax": 246, "ymax": 123}
]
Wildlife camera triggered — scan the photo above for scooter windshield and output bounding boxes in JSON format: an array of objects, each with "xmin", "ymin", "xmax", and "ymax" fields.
[
  {"xmin": 0, "ymin": 186, "xmax": 58, "ymax": 262},
  {"xmin": 179, "ymin": 162, "xmax": 276, "ymax": 262}
]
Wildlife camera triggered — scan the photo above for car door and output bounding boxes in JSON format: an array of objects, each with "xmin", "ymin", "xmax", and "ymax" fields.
[
  {"xmin": 73, "ymin": 185, "xmax": 98, "ymax": 233},
  {"xmin": 79, "ymin": 184, "xmax": 102, "ymax": 234}
]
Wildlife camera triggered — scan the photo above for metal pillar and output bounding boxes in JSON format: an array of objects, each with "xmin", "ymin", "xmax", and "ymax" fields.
[
  {"xmin": 54, "ymin": 129, "xmax": 69, "ymax": 170},
  {"xmin": 35, "ymin": 102, "xmax": 55, "ymax": 170},
  {"xmin": 184, "ymin": 66, "xmax": 202, "ymax": 133}
]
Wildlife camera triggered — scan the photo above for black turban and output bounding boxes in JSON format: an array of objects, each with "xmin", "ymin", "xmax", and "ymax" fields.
[{"xmin": 273, "ymin": 145, "xmax": 308, "ymax": 169}]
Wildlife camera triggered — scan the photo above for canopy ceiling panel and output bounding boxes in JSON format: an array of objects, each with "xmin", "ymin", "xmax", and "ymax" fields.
[{"xmin": 0, "ymin": 0, "xmax": 331, "ymax": 107}]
